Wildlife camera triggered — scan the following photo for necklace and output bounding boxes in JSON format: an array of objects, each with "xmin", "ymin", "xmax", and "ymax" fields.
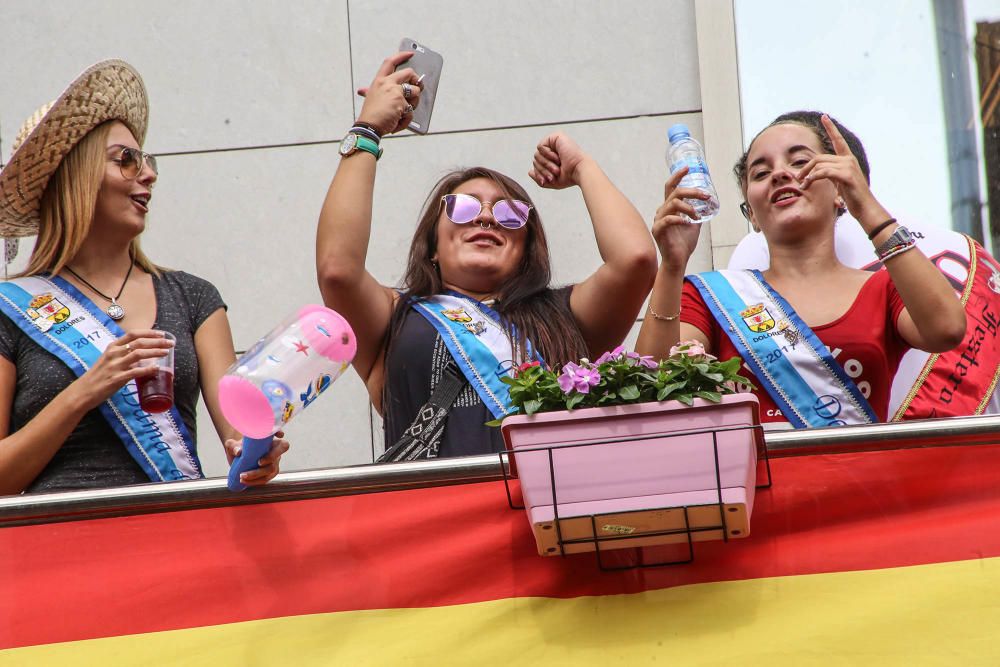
[{"xmin": 65, "ymin": 260, "xmax": 135, "ymax": 321}]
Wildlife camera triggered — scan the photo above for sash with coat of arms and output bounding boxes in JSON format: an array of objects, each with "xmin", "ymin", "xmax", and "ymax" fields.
[
  {"xmin": 0, "ymin": 275, "xmax": 201, "ymax": 483},
  {"xmin": 409, "ymin": 292, "xmax": 541, "ymax": 419},
  {"xmin": 687, "ymin": 270, "xmax": 878, "ymax": 428}
]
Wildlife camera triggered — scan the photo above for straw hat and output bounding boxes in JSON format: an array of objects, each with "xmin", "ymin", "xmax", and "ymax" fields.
[{"xmin": 0, "ymin": 59, "xmax": 148, "ymax": 238}]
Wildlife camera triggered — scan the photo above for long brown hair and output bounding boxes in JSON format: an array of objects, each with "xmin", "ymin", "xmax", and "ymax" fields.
[
  {"xmin": 19, "ymin": 120, "xmax": 160, "ymax": 277},
  {"xmin": 388, "ymin": 167, "xmax": 588, "ymax": 368}
]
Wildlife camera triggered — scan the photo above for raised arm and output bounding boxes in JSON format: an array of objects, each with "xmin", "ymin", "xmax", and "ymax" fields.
[
  {"xmin": 316, "ymin": 53, "xmax": 423, "ymax": 386},
  {"xmin": 528, "ymin": 132, "xmax": 657, "ymax": 356},
  {"xmin": 798, "ymin": 115, "xmax": 966, "ymax": 352},
  {"xmin": 634, "ymin": 166, "xmax": 711, "ymax": 360}
]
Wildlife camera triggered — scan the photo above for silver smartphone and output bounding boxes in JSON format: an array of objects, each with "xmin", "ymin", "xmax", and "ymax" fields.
[{"xmin": 396, "ymin": 38, "xmax": 443, "ymax": 134}]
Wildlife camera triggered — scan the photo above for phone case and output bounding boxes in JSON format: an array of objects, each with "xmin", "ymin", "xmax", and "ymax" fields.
[{"xmin": 396, "ymin": 38, "xmax": 443, "ymax": 134}]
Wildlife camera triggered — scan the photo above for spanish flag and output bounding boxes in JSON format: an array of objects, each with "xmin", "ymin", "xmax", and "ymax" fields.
[{"xmin": 2, "ymin": 444, "xmax": 999, "ymax": 665}]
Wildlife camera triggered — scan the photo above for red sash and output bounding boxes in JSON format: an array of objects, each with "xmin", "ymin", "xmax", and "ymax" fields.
[{"xmin": 884, "ymin": 237, "xmax": 1000, "ymax": 420}]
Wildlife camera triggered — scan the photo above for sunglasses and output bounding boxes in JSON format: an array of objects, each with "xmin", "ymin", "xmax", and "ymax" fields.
[
  {"xmin": 110, "ymin": 145, "xmax": 158, "ymax": 180},
  {"xmin": 441, "ymin": 193, "xmax": 531, "ymax": 230}
]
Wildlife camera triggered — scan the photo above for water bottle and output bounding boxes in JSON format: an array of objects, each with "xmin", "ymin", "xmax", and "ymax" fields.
[{"xmin": 666, "ymin": 123, "xmax": 720, "ymax": 223}]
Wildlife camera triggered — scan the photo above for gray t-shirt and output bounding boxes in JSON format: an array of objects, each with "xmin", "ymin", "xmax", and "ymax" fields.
[{"xmin": 0, "ymin": 270, "xmax": 226, "ymax": 494}]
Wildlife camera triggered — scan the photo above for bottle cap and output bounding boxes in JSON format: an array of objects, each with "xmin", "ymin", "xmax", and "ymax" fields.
[{"xmin": 668, "ymin": 123, "xmax": 691, "ymax": 143}]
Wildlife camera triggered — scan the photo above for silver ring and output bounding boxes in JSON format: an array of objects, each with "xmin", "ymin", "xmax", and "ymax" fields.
[
  {"xmin": 124, "ymin": 343, "xmax": 132, "ymax": 351},
  {"xmin": 401, "ymin": 83, "xmax": 413, "ymax": 99},
  {"xmin": 403, "ymin": 104, "xmax": 414, "ymax": 115}
]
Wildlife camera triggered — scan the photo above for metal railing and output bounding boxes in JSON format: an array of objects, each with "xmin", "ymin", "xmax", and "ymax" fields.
[{"xmin": 1, "ymin": 415, "xmax": 997, "ymax": 528}]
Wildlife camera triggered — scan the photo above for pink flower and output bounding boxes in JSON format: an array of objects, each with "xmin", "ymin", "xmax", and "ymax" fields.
[
  {"xmin": 669, "ymin": 340, "xmax": 715, "ymax": 360},
  {"xmin": 558, "ymin": 362, "xmax": 602, "ymax": 394},
  {"xmin": 626, "ymin": 350, "xmax": 659, "ymax": 369},
  {"xmin": 595, "ymin": 345, "xmax": 626, "ymax": 365}
]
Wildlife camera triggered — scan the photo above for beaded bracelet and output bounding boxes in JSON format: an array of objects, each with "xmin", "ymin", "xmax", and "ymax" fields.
[
  {"xmin": 879, "ymin": 242, "xmax": 916, "ymax": 263},
  {"xmin": 647, "ymin": 304, "xmax": 681, "ymax": 321}
]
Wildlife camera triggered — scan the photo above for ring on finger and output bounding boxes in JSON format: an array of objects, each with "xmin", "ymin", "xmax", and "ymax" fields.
[
  {"xmin": 124, "ymin": 343, "xmax": 132, "ymax": 352},
  {"xmin": 401, "ymin": 83, "xmax": 413, "ymax": 99},
  {"xmin": 403, "ymin": 104, "xmax": 414, "ymax": 115}
]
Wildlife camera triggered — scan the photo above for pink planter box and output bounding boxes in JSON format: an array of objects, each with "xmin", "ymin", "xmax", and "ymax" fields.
[{"xmin": 500, "ymin": 395, "xmax": 764, "ymax": 557}]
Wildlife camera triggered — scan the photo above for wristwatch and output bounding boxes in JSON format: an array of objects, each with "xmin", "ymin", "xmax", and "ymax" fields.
[
  {"xmin": 874, "ymin": 225, "xmax": 914, "ymax": 256},
  {"xmin": 339, "ymin": 131, "xmax": 382, "ymax": 160}
]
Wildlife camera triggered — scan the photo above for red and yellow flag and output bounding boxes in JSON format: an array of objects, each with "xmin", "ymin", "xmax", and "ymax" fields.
[{"xmin": 2, "ymin": 444, "xmax": 999, "ymax": 664}]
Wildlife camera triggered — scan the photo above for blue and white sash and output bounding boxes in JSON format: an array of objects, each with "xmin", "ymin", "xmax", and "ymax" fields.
[
  {"xmin": 0, "ymin": 275, "xmax": 201, "ymax": 481},
  {"xmin": 688, "ymin": 270, "xmax": 878, "ymax": 428},
  {"xmin": 411, "ymin": 293, "xmax": 540, "ymax": 419}
]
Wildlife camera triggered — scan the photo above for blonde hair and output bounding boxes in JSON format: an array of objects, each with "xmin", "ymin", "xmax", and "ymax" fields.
[{"xmin": 19, "ymin": 120, "xmax": 160, "ymax": 277}]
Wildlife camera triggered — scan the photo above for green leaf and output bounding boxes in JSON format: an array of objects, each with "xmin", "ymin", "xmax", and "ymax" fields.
[
  {"xmin": 694, "ymin": 390, "xmax": 723, "ymax": 403},
  {"xmin": 703, "ymin": 372, "xmax": 725, "ymax": 383},
  {"xmin": 524, "ymin": 399, "xmax": 543, "ymax": 415},
  {"xmin": 619, "ymin": 385, "xmax": 641, "ymax": 401},
  {"xmin": 675, "ymin": 393, "xmax": 694, "ymax": 406},
  {"xmin": 484, "ymin": 418, "xmax": 504, "ymax": 427},
  {"xmin": 566, "ymin": 393, "xmax": 585, "ymax": 409}
]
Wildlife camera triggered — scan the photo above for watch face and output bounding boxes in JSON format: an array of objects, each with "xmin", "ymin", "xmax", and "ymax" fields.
[{"xmin": 339, "ymin": 133, "xmax": 358, "ymax": 156}]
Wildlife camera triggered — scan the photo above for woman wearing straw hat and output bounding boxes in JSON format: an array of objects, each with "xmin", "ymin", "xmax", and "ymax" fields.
[{"xmin": 0, "ymin": 60, "xmax": 288, "ymax": 493}]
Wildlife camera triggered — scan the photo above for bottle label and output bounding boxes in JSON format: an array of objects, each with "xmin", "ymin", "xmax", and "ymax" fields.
[{"xmin": 670, "ymin": 157, "xmax": 710, "ymax": 176}]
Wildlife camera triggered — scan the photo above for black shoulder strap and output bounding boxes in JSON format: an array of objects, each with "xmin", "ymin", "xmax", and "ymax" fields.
[{"xmin": 378, "ymin": 361, "xmax": 468, "ymax": 462}]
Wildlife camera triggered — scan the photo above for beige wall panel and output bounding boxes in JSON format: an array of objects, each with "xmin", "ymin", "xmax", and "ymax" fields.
[
  {"xmin": 694, "ymin": 0, "xmax": 751, "ymax": 268},
  {"xmin": 0, "ymin": 0, "xmax": 354, "ymax": 155},
  {"xmin": 348, "ymin": 0, "xmax": 700, "ymax": 133}
]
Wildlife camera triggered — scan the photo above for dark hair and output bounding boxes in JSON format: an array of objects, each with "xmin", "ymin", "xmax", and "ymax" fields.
[
  {"xmin": 385, "ymin": 166, "xmax": 589, "ymax": 369},
  {"xmin": 733, "ymin": 110, "xmax": 870, "ymax": 219}
]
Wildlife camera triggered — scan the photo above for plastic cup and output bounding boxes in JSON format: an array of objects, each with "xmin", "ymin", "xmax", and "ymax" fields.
[{"xmin": 137, "ymin": 331, "xmax": 175, "ymax": 414}]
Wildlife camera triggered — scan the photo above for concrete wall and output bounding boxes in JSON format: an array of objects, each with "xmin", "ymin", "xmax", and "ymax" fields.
[{"xmin": 0, "ymin": 0, "xmax": 744, "ymax": 476}]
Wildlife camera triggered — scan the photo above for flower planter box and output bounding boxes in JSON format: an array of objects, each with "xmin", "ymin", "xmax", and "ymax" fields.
[{"xmin": 500, "ymin": 394, "xmax": 765, "ymax": 557}]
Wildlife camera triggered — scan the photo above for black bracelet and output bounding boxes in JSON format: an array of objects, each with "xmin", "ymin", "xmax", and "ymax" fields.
[
  {"xmin": 867, "ymin": 217, "xmax": 898, "ymax": 240},
  {"xmin": 353, "ymin": 121, "xmax": 384, "ymax": 139},
  {"xmin": 350, "ymin": 126, "xmax": 382, "ymax": 145}
]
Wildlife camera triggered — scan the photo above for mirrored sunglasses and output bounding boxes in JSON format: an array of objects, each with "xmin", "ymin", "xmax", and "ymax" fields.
[
  {"xmin": 111, "ymin": 145, "xmax": 158, "ymax": 180},
  {"xmin": 441, "ymin": 193, "xmax": 531, "ymax": 230}
]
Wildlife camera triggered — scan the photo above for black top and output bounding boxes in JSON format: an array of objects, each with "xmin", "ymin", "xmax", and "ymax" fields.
[
  {"xmin": 0, "ymin": 270, "xmax": 226, "ymax": 494},
  {"xmin": 384, "ymin": 308, "xmax": 506, "ymax": 458}
]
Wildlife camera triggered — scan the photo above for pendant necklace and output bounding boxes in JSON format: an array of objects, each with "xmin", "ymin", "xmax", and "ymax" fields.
[{"xmin": 65, "ymin": 259, "xmax": 134, "ymax": 321}]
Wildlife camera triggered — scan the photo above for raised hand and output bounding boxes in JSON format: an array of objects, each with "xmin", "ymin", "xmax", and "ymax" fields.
[
  {"xmin": 528, "ymin": 132, "xmax": 592, "ymax": 189},
  {"xmin": 356, "ymin": 52, "xmax": 424, "ymax": 136},
  {"xmin": 797, "ymin": 114, "xmax": 882, "ymax": 221},
  {"xmin": 652, "ymin": 166, "xmax": 705, "ymax": 270}
]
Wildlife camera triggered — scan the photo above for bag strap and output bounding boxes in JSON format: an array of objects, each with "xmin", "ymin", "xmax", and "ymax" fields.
[{"xmin": 378, "ymin": 361, "xmax": 468, "ymax": 462}]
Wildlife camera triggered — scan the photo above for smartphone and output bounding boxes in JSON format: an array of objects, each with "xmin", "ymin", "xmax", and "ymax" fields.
[{"xmin": 395, "ymin": 38, "xmax": 443, "ymax": 134}]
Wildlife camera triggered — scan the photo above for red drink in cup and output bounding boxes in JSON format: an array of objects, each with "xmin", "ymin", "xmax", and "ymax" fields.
[
  {"xmin": 137, "ymin": 331, "xmax": 176, "ymax": 413},
  {"xmin": 138, "ymin": 367, "xmax": 175, "ymax": 413}
]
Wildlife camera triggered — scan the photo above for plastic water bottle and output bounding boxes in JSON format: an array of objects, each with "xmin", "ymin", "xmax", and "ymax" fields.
[{"xmin": 666, "ymin": 123, "xmax": 720, "ymax": 223}]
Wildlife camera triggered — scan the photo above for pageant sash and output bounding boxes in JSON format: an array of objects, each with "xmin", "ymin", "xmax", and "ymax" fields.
[
  {"xmin": 688, "ymin": 270, "xmax": 878, "ymax": 428},
  {"xmin": 411, "ymin": 293, "xmax": 539, "ymax": 419},
  {"xmin": 880, "ymin": 235, "xmax": 1000, "ymax": 420},
  {"xmin": 0, "ymin": 275, "xmax": 201, "ymax": 482}
]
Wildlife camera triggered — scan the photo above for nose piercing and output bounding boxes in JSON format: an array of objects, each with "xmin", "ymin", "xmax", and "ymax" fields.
[{"xmin": 479, "ymin": 220, "xmax": 494, "ymax": 229}]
